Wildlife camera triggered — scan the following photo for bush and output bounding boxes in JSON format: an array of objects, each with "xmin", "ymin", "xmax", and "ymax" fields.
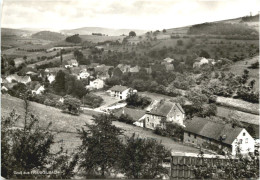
[
  {"xmin": 82, "ymin": 93, "xmax": 104, "ymax": 108},
  {"xmin": 126, "ymin": 93, "xmax": 151, "ymax": 109},
  {"xmin": 153, "ymin": 122, "xmax": 184, "ymax": 141},
  {"xmin": 177, "ymin": 40, "xmax": 183, "ymax": 46},
  {"xmin": 118, "ymin": 114, "xmax": 135, "ymax": 124},
  {"xmin": 62, "ymin": 95, "xmax": 81, "ymax": 115}
]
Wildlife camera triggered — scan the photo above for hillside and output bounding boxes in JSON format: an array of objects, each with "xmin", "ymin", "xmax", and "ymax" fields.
[
  {"xmin": 31, "ymin": 31, "xmax": 66, "ymax": 41},
  {"xmin": 1, "ymin": 28, "xmax": 32, "ymax": 37},
  {"xmin": 61, "ymin": 27, "xmax": 148, "ymax": 36}
]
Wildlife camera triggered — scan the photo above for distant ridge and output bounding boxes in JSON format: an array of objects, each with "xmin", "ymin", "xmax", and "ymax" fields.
[
  {"xmin": 31, "ymin": 31, "xmax": 66, "ymax": 41},
  {"xmin": 61, "ymin": 27, "xmax": 148, "ymax": 36}
]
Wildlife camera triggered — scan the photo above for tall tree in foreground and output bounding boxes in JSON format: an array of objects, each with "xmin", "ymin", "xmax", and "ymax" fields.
[
  {"xmin": 1, "ymin": 99, "xmax": 54, "ymax": 179},
  {"xmin": 1, "ymin": 98, "xmax": 78, "ymax": 179},
  {"xmin": 120, "ymin": 133, "xmax": 171, "ymax": 179},
  {"xmin": 77, "ymin": 114, "xmax": 124, "ymax": 178}
]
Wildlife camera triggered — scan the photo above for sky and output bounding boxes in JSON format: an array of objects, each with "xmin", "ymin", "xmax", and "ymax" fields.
[{"xmin": 1, "ymin": 0, "xmax": 259, "ymax": 31}]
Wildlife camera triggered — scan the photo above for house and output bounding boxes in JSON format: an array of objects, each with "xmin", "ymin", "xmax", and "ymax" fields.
[
  {"xmin": 193, "ymin": 57, "xmax": 209, "ymax": 68},
  {"xmin": 78, "ymin": 70, "xmax": 90, "ymax": 79},
  {"xmin": 44, "ymin": 68, "xmax": 67, "ymax": 83},
  {"xmin": 108, "ymin": 85, "xmax": 135, "ymax": 100},
  {"xmin": 64, "ymin": 59, "xmax": 78, "ymax": 68},
  {"xmin": 86, "ymin": 78, "xmax": 104, "ymax": 90},
  {"xmin": 183, "ymin": 117, "xmax": 255, "ymax": 155},
  {"xmin": 95, "ymin": 64, "xmax": 114, "ymax": 80},
  {"xmin": 113, "ymin": 107, "xmax": 146, "ymax": 127},
  {"xmin": 117, "ymin": 64, "xmax": 131, "ymax": 73},
  {"xmin": 6, "ymin": 74, "xmax": 31, "ymax": 84},
  {"xmin": 163, "ymin": 57, "xmax": 174, "ymax": 63},
  {"xmin": 70, "ymin": 67, "xmax": 90, "ymax": 79},
  {"xmin": 32, "ymin": 84, "xmax": 45, "ymax": 95},
  {"xmin": 13, "ymin": 58, "xmax": 25, "ymax": 67},
  {"xmin": 193, "ymin": 57, "xmax": 216, "ymax": 68},
  {"xmin": 1, "ymin": 83, "xmax": 17, "ymax": 92},
  {"xmin": 144, "ymin": 100, "xmax": 185, "ymax": 130},
  {"xmin": 145, "ymin": 67, "xmax": 152, "ymax": 74},
  {"xmin": 129, "ymin": 66, "xmax": 140, "ymax": 73}
]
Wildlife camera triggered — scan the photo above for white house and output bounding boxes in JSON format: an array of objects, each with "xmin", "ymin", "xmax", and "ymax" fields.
[
  {"xmin": 184, "ymin": 117, "xmax": 255, "ymax": 156},
  {"xmin": 64, "ymin": 59, "xmax": 78, "ymax": 68},
  {"xmin": 78, "ymin": 70, "xmax": 90, "ymax": 79},
  {"xmin": 86, "ymin": 79, "xmax": 104, "ymax": 90},
  {"xmin": 47, "ymin": 74, "xmax": 55, "ymax": 83},
  {"xmin": 163, "ymin": 57, "xmax": 174, "ymax": 63},
  {"xmin": 32, "ymin": 84, "xmax": 45, "ymax": 95},
  {"xmin": 193, "ymin": 57, "xmax": 216, "ymax": 68},
  {"xmin": 6, "ymin": 74, "xmax": 31, "ymax": 84},
  {"xmin": 108, "ymin": 85, "xmax": 135, "ymax": 100},
  {"xmin": 145, "ymin": 100, "xmax": 185, "ymax": 130}
]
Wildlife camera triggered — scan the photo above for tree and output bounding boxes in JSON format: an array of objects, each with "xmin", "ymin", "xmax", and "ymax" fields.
[
  {"xmin": 77, "ymin": 114, "xmax": 124, "ymax": 178},
  {"xmin": 65, "ymin": 34, "xmax": 82, "ymax": 43},
  {"xmin": 199, "ymin": 50, "xmax": 210, "ymax": 58},
  {"xmin": 120, "ymin": 133, "xmax": 170, "ymax": 179},
  {"xmin": 62, "ymin": 95, "xmax": 81, "ymax": 115},
  {"xmin": 177, "ymin": 39, "xmax": 183, "ymax": 46},
  {"xmin": 194, "ymin": 150, "xmax": 259, "ymax": 179},
  {"xmin": 126, "ymin": 93, "xmax": 151, "ymax": 109},
  {"xmin": 129, "ymin": 31, "xmax": 136, "ymax": 37},
  {"xmin": 53, "ymin": 70, "xmax": 66, "ymax": 94},
  {"xmin": 163, "ymin": 29, "xmax": 167, "ymax": 33},
  {"xmin": 82, "ymin": 93, "xmax": 104, "ymax": 108},
  {"xmin": 1, "ymin": 99, "xmax": 54, "ymax": 179}
]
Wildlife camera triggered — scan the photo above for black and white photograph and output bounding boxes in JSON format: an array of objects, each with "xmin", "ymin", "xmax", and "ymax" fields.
[{"xmin": 1, "ymin": 0, "xmax": 259, "ymax": 179}]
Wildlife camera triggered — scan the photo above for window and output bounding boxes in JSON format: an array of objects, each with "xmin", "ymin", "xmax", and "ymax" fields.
[
  {"xmin": 147, "ymin": 117, "xmax": 149, "ymax": 122},
  {"xmin": 194, "ymin": 135, "xmax": 197, "ymax": 139},
  {"xmin": 239, "ymin": 139, "xmax": 243, "ymax": 144},
  {"xmin": 188, "ymin": 133, "xmax": 191, "ymax": 137},
  {"xmin": 245, "ymin": 138, "xmax": 248, "ymax": 143},
  {"xmin": 243, "ymin": 132, "xmax": 246, "ymax": 136}
]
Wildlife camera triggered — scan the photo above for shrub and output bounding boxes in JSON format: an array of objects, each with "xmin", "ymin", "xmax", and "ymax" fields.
[
  {"xmin": 82, "ymin": 93, "xmax": 104, "ymax": 108},
  {"xmin": 126, "ymin": 93, "xmax": 151, "ymax": 109},
  {"xmin": 62, "ymin": 95, "xmax": 81, "ymax": 115},
  {"xmin": 118, "ymin": 114, "xmax": 135, "ymax": 124}
]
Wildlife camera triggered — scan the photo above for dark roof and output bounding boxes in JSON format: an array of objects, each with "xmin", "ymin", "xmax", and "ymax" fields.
[
  {"xmin": 110, "ymin": 85, "xmax": 129, "ymax": 92},
  {"xmin": 148, "ymin": 101, "xmax": 184, "ymax": 117},
  {"xmin": 185, "ymin": 117, "xmax": 243, "ymax": 145},
  {"xmin": 113, "ymin": 107, "xmax": 146, "ymax": 121}
]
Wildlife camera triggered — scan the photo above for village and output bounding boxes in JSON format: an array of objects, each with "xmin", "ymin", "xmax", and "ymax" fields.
[
  {"xmin": 1, "ymin": 50, "xmax": 259, "ymax": 157},
  {"xmin": 1, "ymin": 1, "xmax": 259, "ymax": 178}
]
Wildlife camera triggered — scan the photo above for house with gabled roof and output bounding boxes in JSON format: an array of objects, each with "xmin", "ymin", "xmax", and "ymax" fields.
[
  {"xmin": 6, "ymin": 74, "xmax": 31, "ymax": 84},
  {"xmin": 64, "ymin": 59, "xmax": 78, "ymax": 68},
  {"xmin": 129, "ymin": 65, "xmax": 140, "ymax": 73},
  {"xmin": 144, "ymin": 100, "xmax": 185, "ymax": 130},
  {"xmin": 163, "ymin": 57, "xmax": 174, "ymax": 63},
  {"xmin": 113, "ymin": 107, "xmax": 146, "ymax": 127},
  {"xmin": 117, "ymin": 64, "xmax": 131, "ymax": 73},
  {"xmin": 95, "ymin": 64, "xmax": 114, "ymax": 80},
  {"xmin": 184, "ymin": 117, "xmax": 255, "ymax": 155},
  {"xmin": 108, "ymin": 85, "xmax": 135, "ymax": 100},
  {"xmin": 86, "ymin": 78, "xmax": 104, "ymax": 90},
  {"xmin": 31, "ymin": 84, "xmax": 45, "ymax": 95}
]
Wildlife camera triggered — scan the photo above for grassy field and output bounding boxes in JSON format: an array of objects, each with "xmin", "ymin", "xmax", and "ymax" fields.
[
  {"xmin": 216, "ymin": 106, "xmax": 259, "ymax": 125},
  {"xmin": 80, "ymin": 35, "xmax": 124, "ymax": 43},
  {"xmin": 225, "ymin": 55, "xmax": 259, "ymax": 91},
  {"xmin": 2, "ymin": 94, "xmax": 200, "ymax": 154},
  {"xmin": 216, "ymin": 96, "xmax": 259, "ymax": 115}
]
